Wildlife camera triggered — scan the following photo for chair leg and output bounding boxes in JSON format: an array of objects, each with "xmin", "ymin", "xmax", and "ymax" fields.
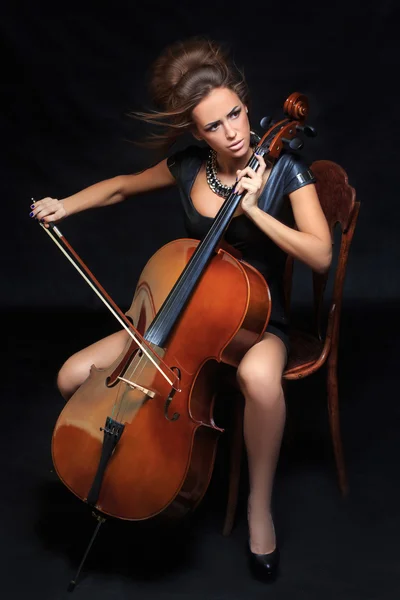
[
  {"xmin": 281, "ymin": 379, "xmax": 294, "ymax": 449},
  {"xmin": 327, "ymin": 358, "xmax": 348, "ymax": 496},
  {"xmin": 223, "ymin": 392, "xmax": 244, "ymax": 536}
]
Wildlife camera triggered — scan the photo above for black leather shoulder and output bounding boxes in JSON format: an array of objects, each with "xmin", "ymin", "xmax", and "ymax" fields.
[
  {"xmin": 276, "ymin": 152, "xmax": 316, "ymax": 195},
  {"xmin": 167, "ymin": 145, "xmax": 207, "ymax": 182}
]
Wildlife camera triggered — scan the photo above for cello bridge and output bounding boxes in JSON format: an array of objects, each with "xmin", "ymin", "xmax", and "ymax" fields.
[{"xmin": 117, "ymin": 376, "xmax": 155, "ymax": 398}]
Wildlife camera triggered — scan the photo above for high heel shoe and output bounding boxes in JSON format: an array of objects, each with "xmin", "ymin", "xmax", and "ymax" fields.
[{"xmin": 248, "ymin": 544, "xmax": 280, "ymax": 582}]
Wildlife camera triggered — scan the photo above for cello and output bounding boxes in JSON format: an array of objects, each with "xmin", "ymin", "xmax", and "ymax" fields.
[{"xmin": 38, "ymin": 92, "xmax": 315, "ymax": 588}]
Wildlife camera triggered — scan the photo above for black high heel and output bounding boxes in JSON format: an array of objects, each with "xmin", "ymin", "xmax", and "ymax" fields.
[
  {"xmin": 248, "ymin": 545, "xmax": 280, "ymax": 582},
  {"xmin": 247, "ymin": 499, "xmax": 279, "ymax": 581}
]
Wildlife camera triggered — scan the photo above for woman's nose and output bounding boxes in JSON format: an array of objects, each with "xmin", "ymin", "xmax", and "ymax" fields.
[{"xmin": 225, "ymin": 123, "xmax": 237, "ymax": 139}]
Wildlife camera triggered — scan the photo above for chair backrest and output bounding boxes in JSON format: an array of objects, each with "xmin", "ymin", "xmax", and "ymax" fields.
[{"xmin": 284, "ymin": 160, "xmax": 360, "ymax": 354}]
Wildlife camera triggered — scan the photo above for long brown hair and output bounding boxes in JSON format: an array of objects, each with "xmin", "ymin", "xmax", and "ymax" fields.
[{"xmin": 132, "ymin": 37, "xmax": 250, "ymax": 151}]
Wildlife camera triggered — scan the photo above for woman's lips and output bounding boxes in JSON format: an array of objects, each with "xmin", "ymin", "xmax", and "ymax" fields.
[{"xmin": 229, "ymin": 139, "xmax": 244, "ymax": 151}]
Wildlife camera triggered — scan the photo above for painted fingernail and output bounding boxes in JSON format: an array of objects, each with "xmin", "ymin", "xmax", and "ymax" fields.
[
  {"xmin": 29, "ymin": 212, "xmax": 34, "ymax": 217},
  {"xmin": 40, "ymin": 218, "xmax": 45, "ymax": 223},
  {"xmin": 30, "ymin": 204, "xmax": 35, "ymax": 209}
]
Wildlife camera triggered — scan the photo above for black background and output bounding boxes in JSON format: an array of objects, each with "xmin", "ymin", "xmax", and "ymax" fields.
[
  {"xmin": 2, "ymin": 0, "xmax": 399, "ymax": 310},
  {"xmin": 2, "ymin": 1, "xmax": 400, "ymax": 599}
]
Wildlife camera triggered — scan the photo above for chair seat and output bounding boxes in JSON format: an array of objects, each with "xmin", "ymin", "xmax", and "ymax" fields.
[{"xmin": 284, "ymin": 329, "xmax": 324, "ymax": 377}]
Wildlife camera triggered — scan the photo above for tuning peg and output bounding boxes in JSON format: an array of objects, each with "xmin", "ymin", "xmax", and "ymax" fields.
[
  {"xmin": 260, "ymin": 116, "xmax": 276, "ymax": 130},
  {"xmin": 281, "ymin": 137, "xmax": 304, "ymax": 151},
  {"xmin": 296, "ymin": 124, "xmax": 317, "ymax": 137}
]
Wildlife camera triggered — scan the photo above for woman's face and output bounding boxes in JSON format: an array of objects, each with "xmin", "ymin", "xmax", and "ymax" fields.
[{"xmin": 191, "ymin": 87, "xmax": 251, "ymax": 159}]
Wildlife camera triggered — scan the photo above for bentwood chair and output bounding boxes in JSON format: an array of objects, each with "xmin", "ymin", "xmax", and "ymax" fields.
[{"xmin": 222, "ymin": 160, "xmax": 360, "ymax": 536}]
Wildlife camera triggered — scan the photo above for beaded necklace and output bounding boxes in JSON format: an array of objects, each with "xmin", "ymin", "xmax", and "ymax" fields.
[
  {"xmin": 205, "ymin": 149, "xmax": 234, "ymax": 199},
  {"xmin": 205, "ymin": 132, "xmax": 261, "ymax": 199}
]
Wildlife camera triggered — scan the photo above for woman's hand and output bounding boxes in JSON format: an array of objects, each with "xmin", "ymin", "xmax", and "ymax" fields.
[
  {"xmin": 29, "ymin": 197, "xmax": 67, "ymax": 227},
  {"xmin": 235, "ymin": 154, "xmax": 267, "ymax": 214}
]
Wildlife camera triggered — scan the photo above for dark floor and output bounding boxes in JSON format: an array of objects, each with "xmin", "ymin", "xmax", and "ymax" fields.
[{"xmin": 2, "ymin": 301, "xmax": 400, "ymax": 600}]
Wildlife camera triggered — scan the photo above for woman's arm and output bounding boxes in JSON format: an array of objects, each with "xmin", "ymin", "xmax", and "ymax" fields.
[
  {"xmin": 244, "ymin": 183, "xmax": 332, "ymax": 273},
  {"xmin": 31, "ymin": 158, "xmax": 176, "ymax": 224},
  {"xmin": 236, "ymin": 155, "xmax": 332, "ymax": 274}
]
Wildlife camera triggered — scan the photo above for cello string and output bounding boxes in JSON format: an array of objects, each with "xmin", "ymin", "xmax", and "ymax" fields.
[
  {"xmin": 113, "ymin": 146, "xmax": 269, "ymax": 422},
  {"xmin": 106, "ymin": 144, "xmax": 272, "ymax": 423},
  {"xmin": 114, "ymin": 351, "xmax": 148, "ymax": 422},
  {"xmin": 113, "ymin": 328, "xmax": 156, "ymax": 422},
  {"xmin": 141, "ymin": 148, "xmax": 265, "ymax": 345},
  {"xmin": 104, "ymin": 143, "xmax": 271, "ymax": 423}
]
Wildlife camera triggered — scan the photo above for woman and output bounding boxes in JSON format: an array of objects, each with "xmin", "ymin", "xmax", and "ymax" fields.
[{"xmin": 30, "ymin": 37, "xmax": 332, "ymax": 581}]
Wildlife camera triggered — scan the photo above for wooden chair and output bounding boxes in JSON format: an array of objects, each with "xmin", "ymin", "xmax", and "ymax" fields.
[{"xmin": 222, "ymin": 160, "xmax": 360, "ymax": 537}]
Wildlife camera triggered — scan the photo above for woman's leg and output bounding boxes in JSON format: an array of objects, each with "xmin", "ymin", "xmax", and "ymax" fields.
[
  {"xmin": 57, "ymin": 330, "xmax": 130, "ymax": 401},
  {"xmin": 237, "ymin": 332, "xmax": 287, "ymax": 554}
]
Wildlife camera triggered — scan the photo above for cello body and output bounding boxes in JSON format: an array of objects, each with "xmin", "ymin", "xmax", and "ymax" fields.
[{"xmin": 52, "ymin": 238, "xmax": 271, "ymax": 521}]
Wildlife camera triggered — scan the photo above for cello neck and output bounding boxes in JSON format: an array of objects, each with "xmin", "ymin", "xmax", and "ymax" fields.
[{"xmin": 144, "ymin": 152, "xmax": 263, "ymax": 347}]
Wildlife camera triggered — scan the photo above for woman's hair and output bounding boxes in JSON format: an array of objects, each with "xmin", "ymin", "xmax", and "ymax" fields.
[{"xmin": 132, "ymin": 37, "xmax": 250, "ymax": 151}]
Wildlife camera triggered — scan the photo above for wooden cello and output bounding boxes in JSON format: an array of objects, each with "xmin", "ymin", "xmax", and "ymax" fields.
[{"xmin": 40, "ymin": 92, "xmax": 314, "ymax": 577}]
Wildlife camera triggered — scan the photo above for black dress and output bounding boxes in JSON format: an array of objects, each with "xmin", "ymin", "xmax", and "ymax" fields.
[{"xmin": 167, "ymin": 145, "xmax": 316, "ymax": 357}]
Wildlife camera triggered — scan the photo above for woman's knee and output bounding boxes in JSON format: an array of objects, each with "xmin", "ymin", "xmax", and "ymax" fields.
[
  {"xmin": 55, "ymin": 329, "xmax": 129, "ymax": 401},
  {"xmin": 236, "ymin": 360, "xmax": 283, "ymax": 406},
  {"xmin": 236, "ymin": 334, "xmax": 287, "ymax": 403},
  {"xmin": 56, "ymin": 353, "xmax": 90, "ymax": 400}
]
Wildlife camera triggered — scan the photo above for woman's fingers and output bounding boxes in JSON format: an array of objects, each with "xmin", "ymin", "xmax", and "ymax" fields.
[
  {"xmin": 237, "ymin": 179, "xmax": 259, "ymax": 194},
  {"xmin": 30, "ymin": 197, "xmax": 57, "ymax": 218},
  {"xmin": 236, "ymin": 154, "xmax": 266, "ymax": 181},
  {"xmin": 31, "ymin": 196, "xmax": 56, "ymax": 210},
  {"xmin": 235, "ymin": 154, "xmax": 265, "ymax": 194},
  {"xmin": 235, "ymin": 173, "xmax": 262, "ymax": 194},
  {"xmin": 29, "ymin": 197, "xmax": 66, "ymax": 224}
]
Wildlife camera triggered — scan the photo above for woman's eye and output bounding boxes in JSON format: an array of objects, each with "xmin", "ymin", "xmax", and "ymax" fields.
[{"xmin": 206, "ymin": 110, "xmax": 240, "ymax": 132}]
